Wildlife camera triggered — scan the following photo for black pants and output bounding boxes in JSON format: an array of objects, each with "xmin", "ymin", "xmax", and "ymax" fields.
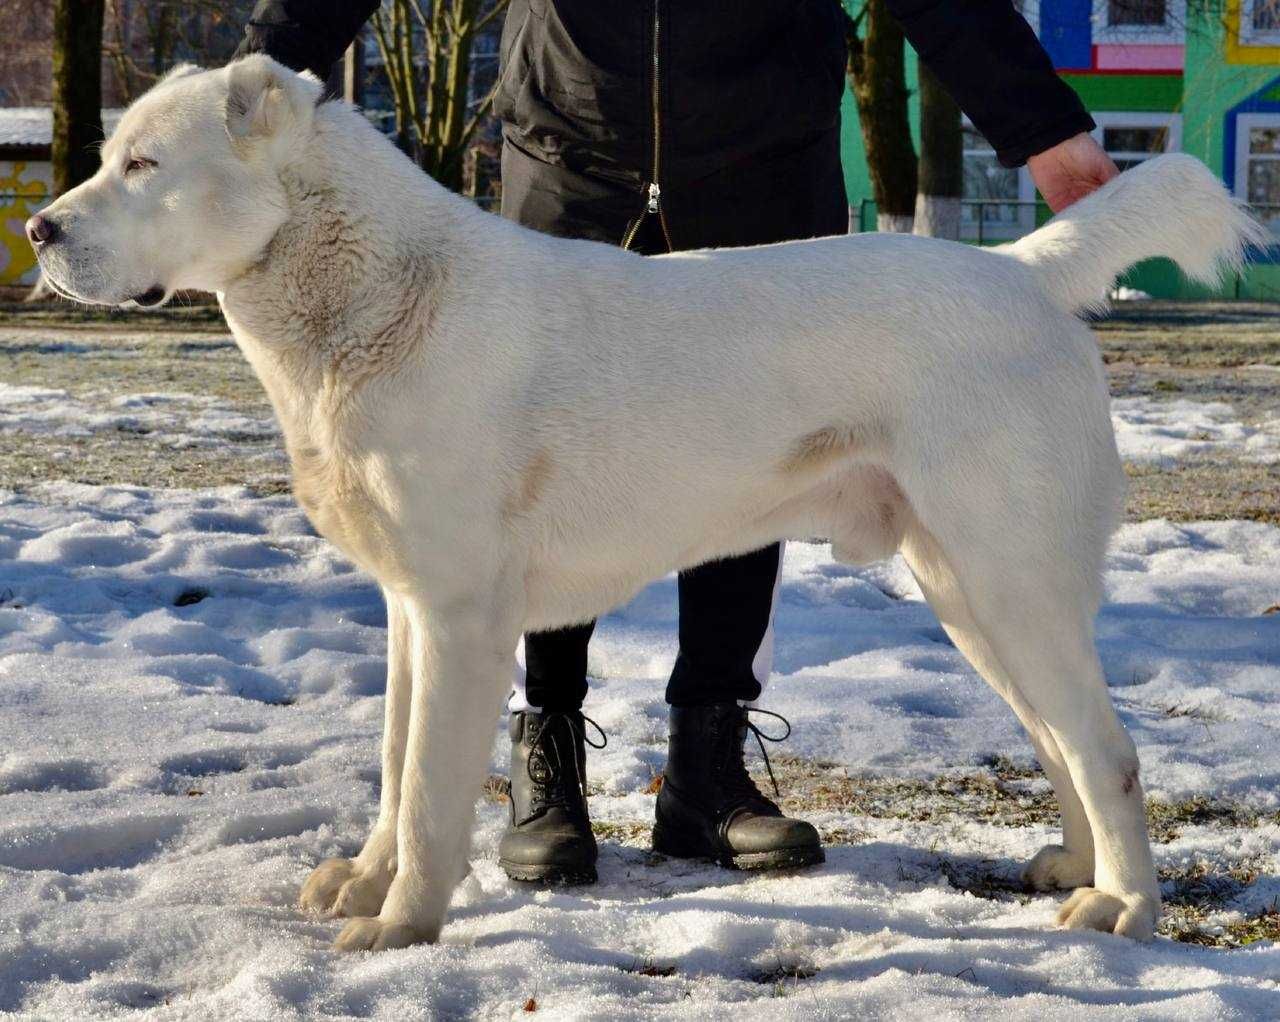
[
  {"xmin": 509, "ymin": 133, "xmax": 848, "ymax": 711},
  {"xmin": 525, "ymin": 542, "xmax": 782, "ymax": 710}
]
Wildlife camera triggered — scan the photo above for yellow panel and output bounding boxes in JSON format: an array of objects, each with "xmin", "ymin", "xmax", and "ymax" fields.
[
  {"xmin": 1226, "ymin": 2, "xmax": 1280, "ymax": 65},
  {"xmin": 0, "ymin": 160, "xmax": 51, "ymax": 284}
]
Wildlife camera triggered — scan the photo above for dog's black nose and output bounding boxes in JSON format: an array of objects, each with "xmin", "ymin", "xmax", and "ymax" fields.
[{"xmin": 26, "ymin": 214, "xmax": 57, "ymax": 246}]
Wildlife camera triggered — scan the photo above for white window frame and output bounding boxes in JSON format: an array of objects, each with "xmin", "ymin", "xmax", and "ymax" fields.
[
  {"xmin": 1234, "ymin": 112, "xmax": 1280, "ymax": 233},
  {"xmin": 960, "ymin": 118, "xmax": 1036, "ymax": 241},
  {"xmin": 1091, "ymin": 111, "xmax": 1181, "ymax": 170},
  {"xmin": 1092, "ymin": 0, "xmax": 1186, "ymax": 45},
  {"xmin": 1239, "ymin": 0, "xmax": 1280, "ymax": 46}
]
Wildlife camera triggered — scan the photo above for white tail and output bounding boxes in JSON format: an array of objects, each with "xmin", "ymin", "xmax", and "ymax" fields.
[{"xmin": 1001, "ymin": 153, "xmax": 1270, "ymax": 314}]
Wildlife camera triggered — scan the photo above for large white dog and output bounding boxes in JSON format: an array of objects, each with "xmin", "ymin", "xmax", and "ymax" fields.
[{"xmin": 29, "ymin": 56, "xmax": 1265, "ymax": 951}]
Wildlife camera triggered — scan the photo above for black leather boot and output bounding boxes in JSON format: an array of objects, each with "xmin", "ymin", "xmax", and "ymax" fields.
[
  {"xmin": 653, "ymin": 703, "xmax": 823, "ymax": 870},
  {"xmin": 498, "ymin": 710, "xmax": 604, "ymax": 884}
]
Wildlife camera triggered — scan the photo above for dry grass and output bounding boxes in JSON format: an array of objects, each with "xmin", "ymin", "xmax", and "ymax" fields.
[
  {"xmin": 1094, "ymin": 302, "xmax": 1280, "ymax": 367},
  {"xmin": 769, "ymin": 754, "xmax": 1059, "ymax": 830}
]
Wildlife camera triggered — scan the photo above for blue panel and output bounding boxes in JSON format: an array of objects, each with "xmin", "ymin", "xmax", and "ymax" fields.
[
  {"xmin": 1039, "ymin": 0, "xmax": 1092, "ymax": 70},
  {"xmin": 1224, "ymin": 76, "xmax": 1280, "ymax": 263},
  {"xmin": 1225, "ymin": 75, "xmax": 1280, "ymax": 198}
]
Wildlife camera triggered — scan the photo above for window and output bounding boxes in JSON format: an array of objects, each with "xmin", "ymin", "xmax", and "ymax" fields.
[
  {"xmin": 1093, "ymin": 0, "xmax": 1184, "ymax": 43},
  {"xmin": 1092, "ymin": 112, "xmax": 1180, "ymax": 172},
  {"xmin": 1108, "ymin": 0, "xmax": 1166, "ymax": 26},
  {"xmin": 961, "ymin": 124, "xmax": 1035, "ymax": 240},
  {"xmin": 1235, "ymin": 114, "xmax": 1280, "ymax": 232},
  {"xmin": 1102, "ymin": 125, "xmax": 1170, "ymax": 170},
  {"xmin": 1240, "ymin": 0, "xmax": 1280, "ymax": 45}
]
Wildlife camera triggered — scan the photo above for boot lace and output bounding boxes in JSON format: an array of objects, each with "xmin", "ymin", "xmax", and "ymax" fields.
[
  {"xmin": 526, "ymin": 711, "xmax": 608, "ymax": 818},
  {"xmin": 719, "ymin": 707, "xmax": 792, "ymax": 804}
]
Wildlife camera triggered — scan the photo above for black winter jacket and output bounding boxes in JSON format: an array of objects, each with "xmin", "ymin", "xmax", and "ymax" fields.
[{"xmin": 238, "ymin": 1, "xmax": 1092, "ymax": 249}]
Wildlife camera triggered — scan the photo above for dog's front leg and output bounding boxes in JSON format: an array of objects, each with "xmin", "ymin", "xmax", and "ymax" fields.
[
  {"xmin": 300, "ymin": 589, "xmax": 411, "ymax": 918},
  {"xmin": 335, "ymin": 592, "xmax": 517, "ymax": 951}
]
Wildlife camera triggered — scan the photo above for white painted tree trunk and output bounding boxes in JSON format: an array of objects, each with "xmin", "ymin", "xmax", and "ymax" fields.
[
  {"xmin": 913, "ymin": 194, "xmax": 962, "ymax": 240},
  {"xmin": 877, "ymin": 212, "xmax": 915, "ymax": 233}
]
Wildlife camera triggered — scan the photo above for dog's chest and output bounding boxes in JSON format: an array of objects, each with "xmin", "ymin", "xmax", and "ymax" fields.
[{"xmin": 286, "ymin": 436, "xmax": 404, "ymax": 580}]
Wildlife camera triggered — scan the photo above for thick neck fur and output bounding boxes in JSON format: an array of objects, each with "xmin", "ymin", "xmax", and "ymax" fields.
[{"xmin": 218, "ymin": 101, "xmax": 480, "ymax": 413}]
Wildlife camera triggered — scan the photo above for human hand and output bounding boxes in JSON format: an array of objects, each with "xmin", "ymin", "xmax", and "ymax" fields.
[{"xmin": 1027, "ymin": 132, "xmax": 1120, "ymax": 213}]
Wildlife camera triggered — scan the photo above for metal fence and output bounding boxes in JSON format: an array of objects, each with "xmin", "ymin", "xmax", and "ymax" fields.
[
  {"xmin": 852, "ymin": 198, "xmax": 1280, "ymax": 300},
  {"xmin": 855, "ymin": 198, "xmax": 1280, "ymax": 244}
]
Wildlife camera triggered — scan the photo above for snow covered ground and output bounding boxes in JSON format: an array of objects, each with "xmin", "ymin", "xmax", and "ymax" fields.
[
  {"xmin": 1111, "ymin": 396, "xmax": 1280, "ymax": 468},
  {"xmin": 1, "ymin": 470, "xmax": 1278, "ymax": 1019},
  {"xmin": 1, "ymin": 341, "xmax": 1279, "ymax": 1020},
  {"xmin": 0, "ymin": 381, "xmax": 283, "ymax": 468}
]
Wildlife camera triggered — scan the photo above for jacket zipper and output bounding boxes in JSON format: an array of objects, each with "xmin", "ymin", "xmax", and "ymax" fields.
[{"xmin": 621, "ymin": 1, "xmax": 673, "ymax": 252}]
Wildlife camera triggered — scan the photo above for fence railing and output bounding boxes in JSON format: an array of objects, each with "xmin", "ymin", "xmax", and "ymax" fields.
[{"xmin": 855, "ymin": 198, "xmax": 1280, "ymax": 245}]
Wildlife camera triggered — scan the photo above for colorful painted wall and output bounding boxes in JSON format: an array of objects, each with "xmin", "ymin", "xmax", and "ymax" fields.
[
  {"xmin": 0, "ymin": 159, "xmax": 50, "ymax": 285},
  {"xmin": 840, "ymin": 1, "xmax": 1280, "ymax": 299}
]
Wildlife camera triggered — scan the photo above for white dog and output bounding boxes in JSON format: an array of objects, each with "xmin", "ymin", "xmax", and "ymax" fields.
[{"xmin": 29, "ymin": 56, "xmax": 1265, "ymax": 951}]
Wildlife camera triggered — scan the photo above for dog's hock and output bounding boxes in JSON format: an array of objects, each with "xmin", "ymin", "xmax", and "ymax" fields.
[{"xmin": 224, "ymin": 55, "xmax": 321, "ymax": 146}]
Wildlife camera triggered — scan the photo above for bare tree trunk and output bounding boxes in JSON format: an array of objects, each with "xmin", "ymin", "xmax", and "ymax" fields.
[
  {"xmin": 52, "ymin": 0, "xmax": 105, "ymax": 195},
  {"xmin": 372, "ymin": 0, "xmax": 508, "ymax": 192},
  {"xmin": 342, "ymin": 37, "xmax": 363, "ymax": 105},
  {"xmin": 104, "ymin": 0, "xmax": 135, "ymax": 102},
  {"xmin": 914, "ymin": 62, "xmax": 962, "ymax": 239},
  {"xmin": 141, "ymin": 0, "xmax": 177, "ymax": 79},
  {"xmin": 844, "ymin": 0, "xmax": 916, "ymax": 233}
]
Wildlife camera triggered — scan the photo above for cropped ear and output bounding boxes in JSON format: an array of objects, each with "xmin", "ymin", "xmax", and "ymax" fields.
[{"xmin": 224, "ymin": 55, "xmax": 322, "ymax": 147}]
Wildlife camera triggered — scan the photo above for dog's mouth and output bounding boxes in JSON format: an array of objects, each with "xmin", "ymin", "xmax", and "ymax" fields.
[{"xmin": 129, "ymin": 286, "xmax": 168, "ymax": 308}]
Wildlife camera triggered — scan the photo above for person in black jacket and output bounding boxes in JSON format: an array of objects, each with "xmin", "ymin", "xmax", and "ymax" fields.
[{"xmin": 237, "ymin": 0, "xmax": 1119, "ymax": 886}]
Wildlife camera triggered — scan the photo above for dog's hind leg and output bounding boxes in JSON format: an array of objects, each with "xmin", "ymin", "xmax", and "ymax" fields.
[
  {"xmin": 900, "ymin": 528, "xmax": 1095, "ymax": 892},
  {"xmin": 299, "ymin": 589, "xmax": 411, "ymax": 918},
  {"xmin": 902, "ymin": 518, "xmax": 1158, "ymax": 939}
]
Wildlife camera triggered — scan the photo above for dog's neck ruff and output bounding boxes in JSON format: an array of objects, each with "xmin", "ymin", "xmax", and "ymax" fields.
[{"xmin": 222, "ymin": 192, "xmax": 441, "ymax": 394}]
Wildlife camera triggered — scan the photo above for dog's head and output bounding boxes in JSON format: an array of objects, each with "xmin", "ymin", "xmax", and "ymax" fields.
[{"xmin": 28, "ymin": 56, "xmax": 321, "ymax": 307}]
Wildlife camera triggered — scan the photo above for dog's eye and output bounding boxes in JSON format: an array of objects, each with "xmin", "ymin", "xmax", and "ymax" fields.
[{"xmin": 124, "ymin": 157, "xmax": 156, "ymax": 175}]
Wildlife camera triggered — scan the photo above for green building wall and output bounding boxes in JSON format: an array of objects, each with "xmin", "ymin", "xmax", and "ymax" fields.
[{"xmin": 838, "ymin": 9, "xmax": 1280, "ymax": 300}]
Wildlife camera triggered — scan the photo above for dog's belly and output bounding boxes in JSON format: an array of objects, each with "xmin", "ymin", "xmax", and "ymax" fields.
[{"xmin": 519, "ymin": 463, "xmax": 907, "ymax": 632}]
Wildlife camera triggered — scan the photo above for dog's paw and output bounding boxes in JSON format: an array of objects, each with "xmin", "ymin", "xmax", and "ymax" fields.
[
  {"xmin": 300, "ymin": 858, "xmax": 394, "ymax": 918},
  {"xmin": 1022, "ymin": 844, "xmax": 1093, "ymax": 892},
  {"xmin": 299, "ymin": 858, "xmax": 357, "ymax": 915},
  {"xmin": 333, "ymin": 916, "xmax": 430, "ymax": 953},
  {"xmin": 1056, "ymin": 886, "xmax": 1157, "ymax": 940},
  {"xmin": 331, "ymin": 870, "xmax": 393, "ymax": 918}
]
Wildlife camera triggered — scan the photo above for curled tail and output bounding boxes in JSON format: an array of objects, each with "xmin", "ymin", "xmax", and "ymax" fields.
[{"xmin": 1001, "ymin": 153, "xmax": 1270, "ymax": 315}]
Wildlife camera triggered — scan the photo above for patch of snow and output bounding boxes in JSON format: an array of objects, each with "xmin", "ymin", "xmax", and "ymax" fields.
[
  {"xmin": 1109, "ymin": 286, "xmax": 1152, "ymax": 301},
  {"xmin": 1111, "ymin": 396, "xmax": 1280, "ymax": 467},
  {"xmin": 0, "ymin": 383, "xmax": 279, "ymax": 451},
  {"xmin": 1, "ymin": 482, "xmax": 1279, "ymax": 1017}
]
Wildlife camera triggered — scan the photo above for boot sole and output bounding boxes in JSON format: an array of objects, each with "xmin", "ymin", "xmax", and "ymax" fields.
[
  {"xmin": 651, "ymin": 825, "xmax": 825, "ymax": 871},
  {"xmin": 499, "ymin": 858, "xmax": 597, "ymax": 885}
]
